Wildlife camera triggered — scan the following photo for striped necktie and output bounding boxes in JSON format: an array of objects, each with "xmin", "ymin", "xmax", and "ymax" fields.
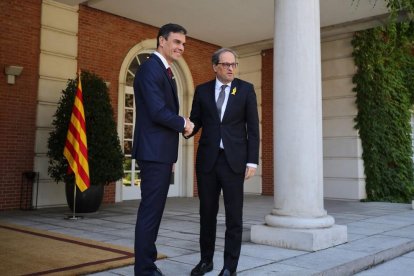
[{"xmin": 216, "ymin": 85, "xmax": 227, "ymax": 118}]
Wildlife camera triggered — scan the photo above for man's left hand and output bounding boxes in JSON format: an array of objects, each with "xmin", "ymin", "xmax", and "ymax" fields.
[{"xmin": 245, "ymin": 166, "xmax": 256, "ymax": 180}]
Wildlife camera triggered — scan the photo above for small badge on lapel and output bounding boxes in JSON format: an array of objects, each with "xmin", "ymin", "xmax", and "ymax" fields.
[{"xmin": 231, "ymin": 87, "xmax": 237, "ymax": 95}]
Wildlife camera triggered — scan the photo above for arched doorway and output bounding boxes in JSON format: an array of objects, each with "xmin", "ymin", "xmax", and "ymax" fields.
[{"xmin": 116, "ymin": 39, "xmax": 194, "ymax": 201}]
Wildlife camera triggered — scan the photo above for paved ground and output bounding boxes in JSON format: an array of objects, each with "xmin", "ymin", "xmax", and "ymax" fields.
[{"xmin": 1, "ymin": 195, "xmax": 414, "ymax": 275}]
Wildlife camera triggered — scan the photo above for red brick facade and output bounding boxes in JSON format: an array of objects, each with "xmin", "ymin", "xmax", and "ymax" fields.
[
  {"xmin": 0, "ymin": 1, "xmax": 218, "ymax": 209},
  {"xmin": 0, "ymin": 2, "xmax": 275, "ymax": 209},
  {"xmin": 0, "ymin": 0, "xmax": 41, "ymax": 210}
]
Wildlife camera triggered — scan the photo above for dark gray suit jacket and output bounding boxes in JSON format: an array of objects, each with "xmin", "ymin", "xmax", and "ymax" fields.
[{"xmin": 189, "ymin": 78, "xmax": 260, "ymax": 173}]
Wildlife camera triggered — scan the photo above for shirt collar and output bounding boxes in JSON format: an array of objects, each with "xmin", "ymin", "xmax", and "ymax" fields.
[
  {"xmin": 154, "ymin": 51, "xmax": 169, "ymax": 69},
  {"xmin": 215, "ymin": 78, "xmax": 232, "ymax": 90}
]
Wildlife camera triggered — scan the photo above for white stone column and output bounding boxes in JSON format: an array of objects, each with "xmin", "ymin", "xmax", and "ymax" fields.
[{"xmin": 251, "ymin": 0, "xmax": 347, "ymax": 251}]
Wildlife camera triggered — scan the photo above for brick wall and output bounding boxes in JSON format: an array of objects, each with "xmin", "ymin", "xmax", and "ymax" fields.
[
  {"xmin": 0, "ymin": 0, "xmax": 41, "ymax": 210},
  {"xmin": 0, "ymin": 1, "xmax": 266, "ymax": 209},
  {"xmin": 103, "ymin": 182, "xmax": 115, "ymax": 203},
  {"xmin": 261, "ymin": 49, "xmax": 274, "ymax": 195},
  {"xmin": 77, "ymin": 5, "xmax": 218, "ymax": 202}
]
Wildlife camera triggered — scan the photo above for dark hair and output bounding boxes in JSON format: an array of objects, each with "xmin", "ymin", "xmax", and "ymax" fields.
[
  {"xmin": 157, "ymin": 23, "xmax": 187, "ymax": 48},
  {"xmin": 212, "ymin": 48, "xmax": 237, "ymax": 65}
]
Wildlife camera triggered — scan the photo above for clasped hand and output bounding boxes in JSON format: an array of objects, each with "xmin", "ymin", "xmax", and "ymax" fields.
[{"xmin": 184, "ymin": 117, "xmax": 194, "ymax": 137}]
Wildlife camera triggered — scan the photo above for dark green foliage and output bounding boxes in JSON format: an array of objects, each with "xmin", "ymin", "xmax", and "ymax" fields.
[
  {"xmin": 353, "ymin": 0, "xmax": 414, "ymax": 18},
  {"xmin": 352, "ymin": 4, "xmax": 414, "ymax": 202},
  {"xmin": 384, "ymin": 0, "xmax": 414, "ymax": 20},
  {"xmin": 47, "ymin": 70, "xmax": 124, "ymax": 186}
]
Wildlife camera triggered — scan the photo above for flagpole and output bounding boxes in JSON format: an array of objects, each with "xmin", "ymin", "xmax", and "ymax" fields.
[
  {"xmin": 64, "ymin": 69, "xmax": 88, "ymax": 220},
  {"xmin": 66, "ymin": 183, "xmax": 83, "ymax": 220},
  {"xmin": 72, "ymin": 182, "xmax": 76, "ymax": 218}
]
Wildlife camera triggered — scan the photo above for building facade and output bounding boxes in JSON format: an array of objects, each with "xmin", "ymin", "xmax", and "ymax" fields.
[{"xmin": 1, "ymin": 0, "xmax": 368, "ymax": 210}]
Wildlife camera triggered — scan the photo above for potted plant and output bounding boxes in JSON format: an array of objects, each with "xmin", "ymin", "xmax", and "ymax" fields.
[{"xmin": 47, "ymin": 70, "xmax": 124, "ymax": 213}]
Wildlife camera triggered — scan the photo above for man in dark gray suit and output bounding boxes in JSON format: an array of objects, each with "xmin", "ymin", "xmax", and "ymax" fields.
[{"xmin": 187, "ymin": 48, "xmax": 260, "ymax": 276}]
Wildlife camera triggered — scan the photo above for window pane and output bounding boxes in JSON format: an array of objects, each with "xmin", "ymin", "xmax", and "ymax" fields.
[
  {"xmin": 124, "ymin": 124, "xmax": 133, "ymax": 139},
  {"xmin": 123, "ymin": 157, "xmax": 132, "ymax": 171},
  {"xmin": 125, "ymin": 94, "xmax": 134, "ymax": 108},
  {"xmin": 124, "ymin": 140, "xmax": 132, "ymax": 154},
  {"xmin": 129, "ymin": 58, "xmax": 139, "ymax": 76},
  {"xmin": 134, "ymin": 172, "xmax": 141, "ymax": 186},
  {"xmin": 125, "ymin": 109, "xmax": 133, "ymax": 124},
  {"xmin": 126, "ymin": 72, "xmax": 134, "ymax": 86},
  {"xmin": 123, "ymin": 172, "xmax": 132, "ymax": 186}
]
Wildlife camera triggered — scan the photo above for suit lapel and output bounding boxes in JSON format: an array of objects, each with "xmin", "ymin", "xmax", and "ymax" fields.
[
  {"xmin": 222, "ymin": 79, "xmax": 238, "ymax": 122},
  {"xmin": 208, "ymin": 81, "xmax": 221, "ymax": 121},
  {"xmin": 166, "ymin": 69, "xmax": 179, "ymax": 109},
  {"xmin": 152, "ymin": 54, "xmax": 179, "ymax": 110}
]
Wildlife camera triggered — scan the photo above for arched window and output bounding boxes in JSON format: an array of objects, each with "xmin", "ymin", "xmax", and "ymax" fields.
[{"xmin": 122, "ymin": 52, "xmax": 151, "ymax": 190}]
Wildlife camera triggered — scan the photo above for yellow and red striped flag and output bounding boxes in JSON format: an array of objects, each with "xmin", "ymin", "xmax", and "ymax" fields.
[{"xmin": 63, "ymin": 71, "xmax": 90, "ymax": 192}]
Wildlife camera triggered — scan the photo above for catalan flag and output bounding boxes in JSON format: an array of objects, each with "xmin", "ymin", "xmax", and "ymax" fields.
[{"xmin": 63, "ymin": 71, "xmax": 90, "ymax": 192}]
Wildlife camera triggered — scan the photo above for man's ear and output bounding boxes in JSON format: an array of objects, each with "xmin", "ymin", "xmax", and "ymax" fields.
[{"xmin": 159, "ymin": 36, "xmax": 165, "ymax": 47}]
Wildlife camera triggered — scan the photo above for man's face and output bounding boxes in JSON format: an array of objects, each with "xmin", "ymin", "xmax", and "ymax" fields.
[
  {"xmin": 158, "ymin": 32, "xmax": 186, "ymax": 64},
  {"xmin": 213, "ymin": 51, "xmax": 237, "ymax": 84}
]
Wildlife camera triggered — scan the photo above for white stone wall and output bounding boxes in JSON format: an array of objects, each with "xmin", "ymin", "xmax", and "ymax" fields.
[
  {"xmin": 321, "ymin": 33, "xmax": 366, "ymax": 200},
  {"xmin": 34, "ymin": 0, "xmax": 79, "ymax": 207},
  {"xmin": 237, "ymin": 52, "xmax": 263, "ymax": 194},
  {"xmin": 225, "ymin": 32, "xmax": 366, "ymax": 200}
]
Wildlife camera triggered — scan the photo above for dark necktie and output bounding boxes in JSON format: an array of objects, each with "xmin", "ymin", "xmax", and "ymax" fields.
[
  {"xmin": 167, "ymin": 67, "xmax": 173, "ymax": 79},
  {"xmin": 216, "ymin": 85, "xmax": 227, "ymax": 119}
]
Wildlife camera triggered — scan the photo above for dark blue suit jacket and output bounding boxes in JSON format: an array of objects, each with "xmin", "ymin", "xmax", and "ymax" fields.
[
  {"xmin": 189, "ymin": 78, "xmax": 260, "ymax": 174},
  {"xmin": 132, "ymin": 54, "xmax": 184, "ymax": 163}
]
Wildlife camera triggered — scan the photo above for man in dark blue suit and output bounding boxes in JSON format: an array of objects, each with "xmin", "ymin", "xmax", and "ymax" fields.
[
  {"xmin": 188, "ymin": 48, "xmax": 260, "ymax": 276},
  {"xmin": 132, "ymin": 23, "xmax": 193, "ymax": 276}
]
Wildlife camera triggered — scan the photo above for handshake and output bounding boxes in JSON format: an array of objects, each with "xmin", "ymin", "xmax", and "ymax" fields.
[{"xmin": 184, "ymin": 117, "xmax": 194, "ymax": 137}]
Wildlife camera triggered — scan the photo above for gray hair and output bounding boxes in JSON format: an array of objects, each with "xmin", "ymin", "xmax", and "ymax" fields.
[{"xmin": 211, "ymin": 48, "xmax": 238, "ymax": 65}]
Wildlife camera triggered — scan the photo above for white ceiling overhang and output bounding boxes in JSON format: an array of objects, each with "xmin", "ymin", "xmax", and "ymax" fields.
[{"xmin": 55, "ymin": 0, "xmax": 389, "ymax": 47}]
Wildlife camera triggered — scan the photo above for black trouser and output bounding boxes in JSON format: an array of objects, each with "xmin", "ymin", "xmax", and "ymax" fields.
[{"xmin": 196, "ymin": 150, "xmax": 244, "ymax": 272}]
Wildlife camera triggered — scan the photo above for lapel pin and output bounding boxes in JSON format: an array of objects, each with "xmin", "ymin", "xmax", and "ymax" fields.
[{"xmin": 231, "ymin": 87, "xmax": 237, "ymax": 95}]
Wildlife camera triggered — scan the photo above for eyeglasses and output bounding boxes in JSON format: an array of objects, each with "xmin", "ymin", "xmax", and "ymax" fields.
[{"xmin": 217, "ymin": 62, "xmax": 238, "ymax": 69}]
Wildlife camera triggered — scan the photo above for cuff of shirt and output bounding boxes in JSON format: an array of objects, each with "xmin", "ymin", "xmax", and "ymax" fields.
[{"xmin": 246, "ymin": 163, "xmax": 257, "ymax": 168}]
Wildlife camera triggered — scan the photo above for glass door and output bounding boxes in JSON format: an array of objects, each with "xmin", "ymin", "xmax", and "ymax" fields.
[
  {"xmin": 122, "ymin": 86, "xmax": 180, "ymax": 199},
  {"xmin": 121, "ymin": 52, "xmax": 181, "ymax": 200}
]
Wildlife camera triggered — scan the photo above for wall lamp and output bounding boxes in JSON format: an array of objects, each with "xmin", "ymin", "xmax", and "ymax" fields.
[{"xmin": 5, "ymin": 65, "xmax": 23, "ymax": 84}]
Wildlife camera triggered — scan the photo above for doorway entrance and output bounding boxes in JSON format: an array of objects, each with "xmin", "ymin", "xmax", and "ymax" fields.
[
  {"xmin": 121, "ymin": 87, "xmax": 181, "ymax": 200},
  {"xmin": 119, "ymin": 52, "xmax": 183, "ymax": 200}
]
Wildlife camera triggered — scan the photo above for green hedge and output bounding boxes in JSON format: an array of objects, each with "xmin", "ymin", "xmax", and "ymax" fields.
[{"xmin": 352, "ymin": 0, "xmax": 414, "ymax": 202}]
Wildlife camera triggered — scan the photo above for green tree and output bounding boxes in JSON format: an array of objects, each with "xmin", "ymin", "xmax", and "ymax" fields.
[{"xmin": 47, "ymin": 70, "xmax": 124, "ymax": 187}]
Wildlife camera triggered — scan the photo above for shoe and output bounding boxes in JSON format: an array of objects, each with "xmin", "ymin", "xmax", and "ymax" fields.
[
  {"xmin": 190, "ymin": 260, "xmax": 213, "ymax": 275},
  {"xmin": 218, "ymin": 268, "xmax": 237, "ymax": 276}
]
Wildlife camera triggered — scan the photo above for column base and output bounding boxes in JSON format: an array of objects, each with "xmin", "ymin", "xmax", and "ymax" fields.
[{"xmin": 251, "ymin": 224, "xmax": 347, "ymax": 252}]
